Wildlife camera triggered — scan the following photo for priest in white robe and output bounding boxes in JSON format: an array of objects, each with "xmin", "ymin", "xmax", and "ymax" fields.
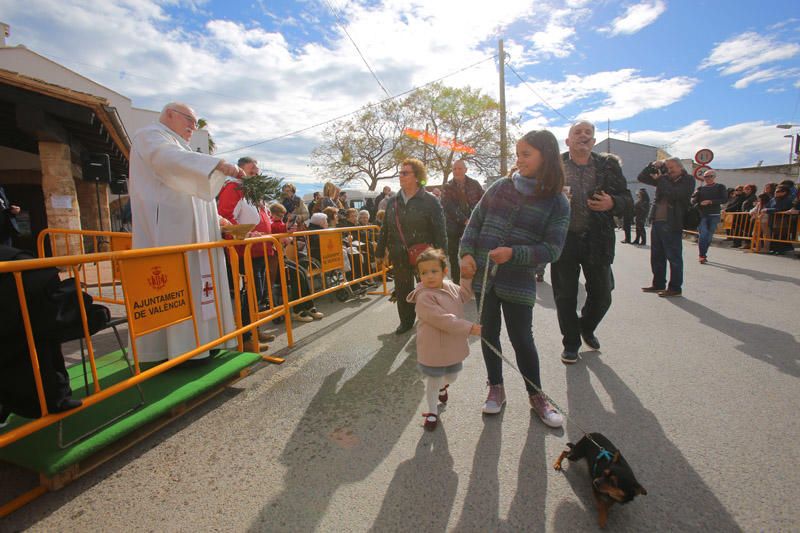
[{"xmin": 128, "ymin": 102, "xmax": 241, "ymax": 363}]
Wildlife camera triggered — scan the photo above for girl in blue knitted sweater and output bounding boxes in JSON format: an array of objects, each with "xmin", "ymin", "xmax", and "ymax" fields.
[{"xmin": 459, "ymin": 130, "xmax": 570, "ymax": 427}]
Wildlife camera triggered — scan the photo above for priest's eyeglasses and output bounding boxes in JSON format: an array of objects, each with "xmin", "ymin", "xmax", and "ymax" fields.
[{"xmin": 172, "ymin": 109, "xmax": 198, "ymax": 128}]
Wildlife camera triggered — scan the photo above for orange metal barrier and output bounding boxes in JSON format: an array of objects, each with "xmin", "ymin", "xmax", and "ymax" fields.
[
  {"xmin": 37, "ymin": 228, "xmax": 132, "ymax": 305},
  {"xmin": 1, "ymin": 226, "xmax": 390, "ymax": 515},
  {"xmin": 750, "ymin": 211, "xmax": 799, "ymax": 252},
  {"xmin": 685, "ymin": 211, "xmax": 799, "ymax": 253},
  {"xmin": 242, "ymin": 225, "xmax": 389, "ymax": 349}
]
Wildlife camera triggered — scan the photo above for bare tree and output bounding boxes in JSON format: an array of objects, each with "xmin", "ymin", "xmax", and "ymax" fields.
[
  {"xmin": 311, "ymin": 100, "xmax": 414, "ymax": 190},
  {"xmin": 403, "ymin": 83, "xmax": 517, "ymax": 184}
]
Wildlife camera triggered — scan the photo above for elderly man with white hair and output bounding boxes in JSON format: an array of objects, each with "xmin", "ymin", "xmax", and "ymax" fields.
[
  {"xmin": 128, "ymin": 102, "xmax": 243, "ymax": 365},
  {"xmin": 690, "ymin": 168, "xmax": 727, "ymax": 264}
]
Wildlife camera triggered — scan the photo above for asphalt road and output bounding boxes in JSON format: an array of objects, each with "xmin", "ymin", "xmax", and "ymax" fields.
[{"xmin": 3, "ymin": 234, "xmax": 799, "ymax": 532}]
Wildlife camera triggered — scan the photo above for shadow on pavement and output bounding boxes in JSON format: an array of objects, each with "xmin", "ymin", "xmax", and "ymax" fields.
[
  {"xmin": 553, "ymin": 356, "xmax": 741, "ymax": 531},
  {"xmin": 248, "ymin": 332, "xmax": 423, "ymax": 532},
  {"xmin": 370, "ymin": 425, "xmax": 457, "ymax": 531},
  {"xmin": 454, "ymin": 411, "xmax": 549, "ymax": 532},
  {"xmin": 706, "ymin": 261, "xmax": 800, "ymax": 287},
  {"xmin": 668, "ymin": 298, "xmax": 800, "ymax": 378}
]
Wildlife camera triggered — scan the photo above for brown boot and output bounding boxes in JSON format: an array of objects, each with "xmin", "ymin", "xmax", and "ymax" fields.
[
  {"xmin": 258, "ymin": 329, "xmax": 276, "ymax": 343},
  {"xmin": 243, "ymin": 338, "xmax": 269, "ymax": 353}
]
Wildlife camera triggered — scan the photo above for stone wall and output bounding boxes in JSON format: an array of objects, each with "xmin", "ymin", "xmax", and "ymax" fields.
[{"xmin": 38, "ymin": 141, "xmax": 82, "ymax": 256}]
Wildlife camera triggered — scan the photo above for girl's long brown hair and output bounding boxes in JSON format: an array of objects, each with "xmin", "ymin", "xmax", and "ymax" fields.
[{"xmin": 519, "ymin": 130, "xmax": 565, "ymax": 198}]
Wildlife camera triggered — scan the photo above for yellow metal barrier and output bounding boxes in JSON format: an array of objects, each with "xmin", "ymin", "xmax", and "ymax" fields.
[
  {"xmin": 685, "ymin": 211, "xmax": 799, "ymax": 253},
  {"xmin": 37, "ymin": 228, "xmax": 132, "ymax": 305},
  {"xmin": 750, "ymin": 211, "xmax": 799, "ymax": 252},
  {"xmin": 1, "ymin": 225, "xmax": 390, "ymax": 516}
]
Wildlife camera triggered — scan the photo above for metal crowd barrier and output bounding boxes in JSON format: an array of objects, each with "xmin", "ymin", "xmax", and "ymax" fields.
[
  {"xmin": 1, "ymin": 225, "xmax": 390, "ymax": 515},
  {"xmin": 685, "ymin": 211, "xmax": 799, "ymax": 252},
  {"xmin": 37, "ymin": 228, "xmax": 132, "ymax": 305}
]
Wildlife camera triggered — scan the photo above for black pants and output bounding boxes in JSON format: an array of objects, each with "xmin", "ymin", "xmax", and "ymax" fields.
[
  {"xmin": 551, "ymin": 232, "xmax": 614, "ymax": 351},
  {"xmin": 621, "ymin": 218, "xmax": 632, "ymax": 242},
  {"xmin": 477, "ymin": 286, "xmax": 541, "ymax": 393},
  {"xmin": 633, "ymin": 219, "xmax": 646, "ymax": 245},
  {"xmin": 447, "ymin": 232, "xmax": 463, "ymax": 284},
  {"xmin": 393, "ymin": 263, "xmax": 417, "ymax": 327}
]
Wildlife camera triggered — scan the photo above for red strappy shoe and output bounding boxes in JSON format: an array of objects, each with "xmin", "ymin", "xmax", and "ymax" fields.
[
  {"xmin": 438, "ymin": 384, "xmax": 449, "ymax": 404},
  {"xmin": 422, "ymin": 413, "xmax": 438, "ymax": 430}
]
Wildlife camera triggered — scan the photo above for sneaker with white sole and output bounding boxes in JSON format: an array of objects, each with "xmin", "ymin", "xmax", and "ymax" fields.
[
  {"xmin": 292, "ymin": 311, "xmax": 314, "ymax": 323},
  {"xmin": 482, "ymin": 383, "xmax": 506, "ymax": 414},
  {"xmin": 530, "ymin": 393, "xmax": 563, "ymax": 428},
  {"xmin": 309, "ymin": 308, "xmax": 324, "ymax": 319}
]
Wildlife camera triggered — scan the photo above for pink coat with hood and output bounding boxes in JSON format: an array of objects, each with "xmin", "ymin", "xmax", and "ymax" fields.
[{"xmin": 406, "ymin": 279, "xmax": 475, "ymax": 367}]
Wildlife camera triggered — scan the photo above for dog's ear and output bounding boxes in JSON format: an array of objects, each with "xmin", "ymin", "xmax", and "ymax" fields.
[
  {"xmin": 636, "ymin": 484, "xmax": 648, "ymax": 496},
  {"xmin": 612, "ymin": 451, "xmax": 621, "ymax": 463}
]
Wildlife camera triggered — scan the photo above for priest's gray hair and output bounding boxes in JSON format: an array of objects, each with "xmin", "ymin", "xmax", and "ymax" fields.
[{"xmin": 160, "ymin": 102, "xmax": 192, "ymax": 119}]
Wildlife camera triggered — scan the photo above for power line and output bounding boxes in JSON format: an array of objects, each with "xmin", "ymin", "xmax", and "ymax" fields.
[
  {"xmin": 321, "ymin": 0, "xmax": 392, "ymax": 98},
  {"xmin": 505, "ymin": 61, "xmax": 571, "ymax": 122},
  {"xmin": 216, "ymin": 54, "xmax": 497, "ymax": 155}
]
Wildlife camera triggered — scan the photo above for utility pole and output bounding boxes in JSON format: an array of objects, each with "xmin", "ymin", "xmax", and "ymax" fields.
[{"xmin": 498, "ymin": 39, "xmax": 508, "ymax": 177}]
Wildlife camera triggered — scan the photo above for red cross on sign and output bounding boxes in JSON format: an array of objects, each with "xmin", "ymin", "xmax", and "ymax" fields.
[{"xmin": 203, "ymin": 281, "xmax": 214, "ymax": 297}]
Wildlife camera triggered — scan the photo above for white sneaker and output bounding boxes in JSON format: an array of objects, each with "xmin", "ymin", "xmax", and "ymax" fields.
[
  {"xmin": 292, "ymin": 311, "xmax": 314, "ymax": 323},
  {"xmin": 309, "ymin": 308, "xmax": 324, "ymax": 319},
  {"xmin": 482, "ymin": 384, "xmax": 506, "ymax": 414},
  {"xmin": 530, "ymin": 393, "xmax": 563, "ymax": 428}
]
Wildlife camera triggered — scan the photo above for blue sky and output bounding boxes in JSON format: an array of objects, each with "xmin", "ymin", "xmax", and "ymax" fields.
[{"xmin": 2, "ymin": 0, "xmax": 799, "ymax": 192}]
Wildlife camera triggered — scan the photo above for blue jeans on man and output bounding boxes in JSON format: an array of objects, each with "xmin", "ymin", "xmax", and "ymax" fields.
[
  {"xmin": 650, "ymin": 221, "xmax": 683, "ymax": 292},
  {"xmin": 697, "ymin": 214, "xmax": 720, "ymax": 258}
]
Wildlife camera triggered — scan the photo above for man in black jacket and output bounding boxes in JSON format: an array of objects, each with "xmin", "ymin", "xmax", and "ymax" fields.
[
  {"xmin": 441, "ymin": 159, "xmax": 484, "ymax": 283},
  {"xmin": 638, "ymin": 157, "xmax": 695, "ymax": 297},
  {"xmin": 376, "ymin": 159, "xmax": 446, "ymax": 334},
  {"xmin": 552, "ymin": 121, "xmax": 631, "ymax": 364}
]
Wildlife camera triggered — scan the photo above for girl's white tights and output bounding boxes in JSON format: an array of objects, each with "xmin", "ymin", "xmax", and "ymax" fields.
[{"xmin": 425, "ymin": 372, "xmax": 459, "ymax": 414}]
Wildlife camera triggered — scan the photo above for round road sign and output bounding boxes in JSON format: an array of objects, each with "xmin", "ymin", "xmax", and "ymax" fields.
[
  {"xmin": 694, "ymin": 165, "xmax": 710, "ymax": 180},
  {"xmin": 695, "ymin": 149, "xmax": 714, "ymax": 165}
]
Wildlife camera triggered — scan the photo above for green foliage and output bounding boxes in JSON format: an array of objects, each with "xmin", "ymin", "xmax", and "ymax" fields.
[
  {"xmin": 310, "ymin": 82, "xmax": 518, "ymax": 188},
  {"xmin": 236, "ymin": 174, "xmax": 284, "ymax": 206}
]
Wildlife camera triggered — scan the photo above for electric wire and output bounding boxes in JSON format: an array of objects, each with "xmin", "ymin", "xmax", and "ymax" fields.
[
  {"xmin": 216, "ymin": 54, "xmax": 497, "ymax": 155},
  {"xmin": 505, "ymin": 60, "xmax": 572, "ymax": 122},
  {"xmin": 322, "ymin": 0, "xmax": 392, "ymax": 98}
]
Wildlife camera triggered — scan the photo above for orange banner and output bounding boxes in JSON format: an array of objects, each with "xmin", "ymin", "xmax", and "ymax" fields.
[
  {"xmin": 320, "ymin": 233, "xmax": 344, "ymax": 272},
  {"xmin": 120, "ymin": 253, "xmax": 191, "ymax": 335}
]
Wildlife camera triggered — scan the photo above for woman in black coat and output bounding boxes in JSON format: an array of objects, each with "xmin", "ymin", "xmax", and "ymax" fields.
[
  {"xmin": 375, "ymin": 158, "xmax": 446, "ymax": 334},
  {"xmin": 632, "ymin": 188, "xmax": 650, "ymax": 245}
]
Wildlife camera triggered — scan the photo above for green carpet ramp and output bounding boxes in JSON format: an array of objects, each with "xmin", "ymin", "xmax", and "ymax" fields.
[{"xmin": 0, "ymin": 349, "xmax": 261, "ymax": 476}]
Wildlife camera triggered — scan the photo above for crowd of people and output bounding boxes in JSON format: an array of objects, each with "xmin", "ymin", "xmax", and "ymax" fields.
[
  {"xmin": 718, "ymin": 178, "xmax": 799, "ymax": 256},
  {"xmin": 7, "ymin": 99, "xmax": 799, "ymax": 434}
]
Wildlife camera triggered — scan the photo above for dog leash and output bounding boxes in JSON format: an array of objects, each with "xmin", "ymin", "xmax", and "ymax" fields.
[{"xmin": 476, "ymin": 255, "xmax": 604, "ymax": 451}]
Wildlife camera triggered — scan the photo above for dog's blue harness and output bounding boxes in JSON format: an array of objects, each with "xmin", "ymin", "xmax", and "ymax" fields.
[{"xmin": 593, "ymin": 449, "xmax": 614, "ymax": 477}]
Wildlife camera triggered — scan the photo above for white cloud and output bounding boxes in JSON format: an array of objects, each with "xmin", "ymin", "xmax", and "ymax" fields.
[
  {"xmin": 630, "ymin": 120, "xmax": 791, "ymax": 168},
  {"xmin": 700, "ymin": 31, "xmax": 800, "ymax": 89},
  {"xmin": 600, "ymin": 0, "xmax": 666, "ymax": 37},
  {"xmin": 506, "ymin": 69, "xmax": 696, "ymax": 123},
  {"xmin": 733, "ymin": 67, "xmax": 800, "ymax": 89}
]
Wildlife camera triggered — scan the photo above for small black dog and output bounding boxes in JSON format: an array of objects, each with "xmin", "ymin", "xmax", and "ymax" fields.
[{"xmin": 553, "ymin": 433, "xmax": 647, "ymax": 528}]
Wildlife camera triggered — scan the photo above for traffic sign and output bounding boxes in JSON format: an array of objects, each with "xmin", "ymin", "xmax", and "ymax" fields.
[
  {"xmin": 695, "ymin": 148, "xmax": 714, "ymax": 165},
  {"xmin": 693, "ymin": 165, "xmax": 710, "ymax": 180}
]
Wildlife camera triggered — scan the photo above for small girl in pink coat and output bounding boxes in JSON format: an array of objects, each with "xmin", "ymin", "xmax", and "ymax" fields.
[{"xmin": 406, "ymin": 248, "xmax": 481, "ymax": 430}]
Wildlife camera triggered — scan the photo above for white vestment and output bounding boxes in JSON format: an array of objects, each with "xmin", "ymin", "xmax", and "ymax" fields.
[{"xmin": 128, "ymin": 122, "xmax": 236, "ymax": 361}]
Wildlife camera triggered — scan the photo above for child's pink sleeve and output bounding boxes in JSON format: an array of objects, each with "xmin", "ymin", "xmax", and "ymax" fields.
[{"xmin": 458, "ymin": 277, "xmax": 474, "ymax": 304}]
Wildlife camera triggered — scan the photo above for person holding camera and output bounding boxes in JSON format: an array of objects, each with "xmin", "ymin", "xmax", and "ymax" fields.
[
  {"xmin": 638, "ymin": 157, "xmax": 695, "ymax": 297},
  {"xmin": 551, "ymin": 121, "xmax": 631, "ymax": 364}
]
